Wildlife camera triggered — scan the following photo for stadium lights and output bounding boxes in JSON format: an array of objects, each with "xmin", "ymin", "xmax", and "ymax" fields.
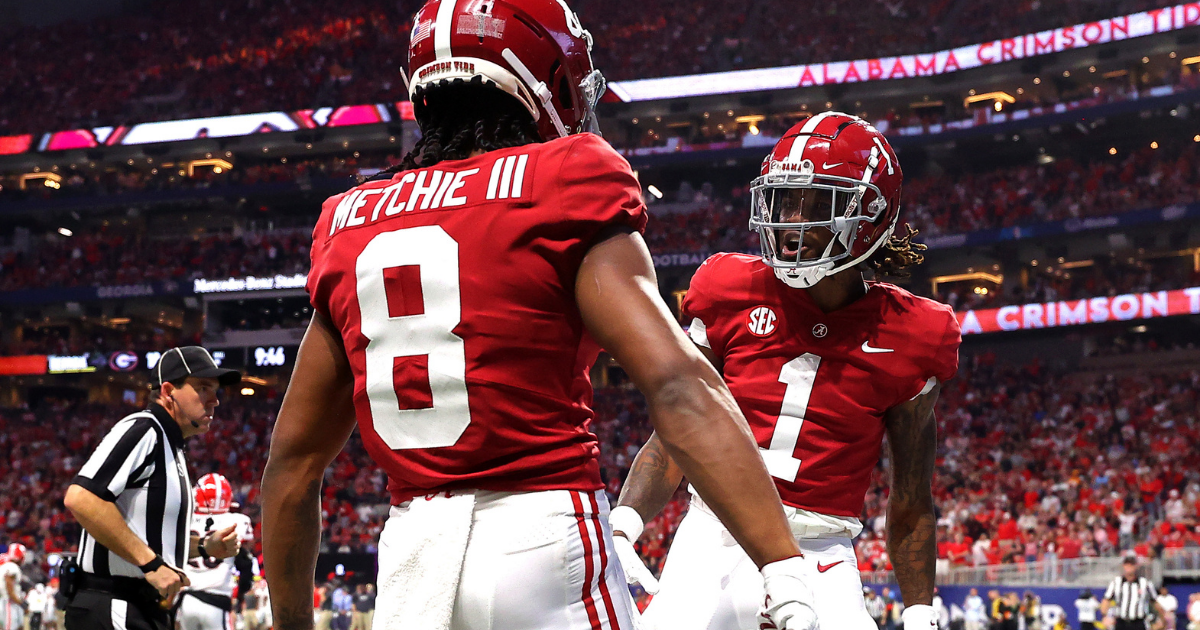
[
  {"xmin": 1109, "ymin": 147, "xmax": 1118, "ymax": 155},
  {"xmin": 1182, "ymin": 56, "xmax": 1200, "ymax": 66},
  {"xmin": 18, "ymin": 172, "xmax": 61, "ymax": 191},
  {"xmin": 241, "ymin": 388, "xmax": 255, "ymax": 396},
  {"xmin": 58, "ymin": 227, "xmax": 73, "ymax": 237},
  {"xmin": 242, "ymin": 376, "xmax": 268, "ymax": 386},
  {"xmin": 930, "ymin": 272, "xmax": 1003, "ymax": 296},
  {"xmin": 185, "ymin": 158, "xmax": 233, "ymax": 177},
  {"xmin": 1151, "ymin": 142, "xmax": 1159, "ymax": 149},
  {"xmin": 735, "ymin": 114, "xmax": 765, "ymax": 135},
  {"xmin": 647, "ymin": 185, "xmax": 664, "ymax": 199}
]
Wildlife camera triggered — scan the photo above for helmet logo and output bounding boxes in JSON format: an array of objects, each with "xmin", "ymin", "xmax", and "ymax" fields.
[
  {"xmin": 812, "ymin": 323, "xmax": 829, "ymax": 338},
  {"xmin": 553, "ymin": 0, "xmax": 586, "ymax": 39},
  {"xmin": 747, "ymin": 306, "xmax": 778, "ymax": 337}
]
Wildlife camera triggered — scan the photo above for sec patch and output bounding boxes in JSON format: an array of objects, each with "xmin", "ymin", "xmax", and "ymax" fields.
[{"xmin": 747, "ymin": 306, "xmax": 777, "ymax": 337}]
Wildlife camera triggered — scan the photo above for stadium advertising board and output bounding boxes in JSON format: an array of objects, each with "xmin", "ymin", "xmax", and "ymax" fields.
[
  {"xmin": 958, "ymin": 287, "xmax": 1200, "ymax": 335},
  {"xmin": 0, "ymin": 355, "xmax": 48, "ymax": 376},
  {"xmin": 192, "ymin": 273, "xmax": 309, "ymax": 294},
  {"xmin": 16, "ymin": 103, "xmax": 413, "ymax": 155},
  {"xmin": 606, "ymin": 3, "xmax": 1200, "ymax": 101},
  {"xmin": 7, "ymin": 5, "xmax": 1195, "ymax": 154}
]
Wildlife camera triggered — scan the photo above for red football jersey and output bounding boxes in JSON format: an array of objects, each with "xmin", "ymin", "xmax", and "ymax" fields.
[
  {"xmin": 681, "ymin": 253, "xmax": 960, "ymax": 518},
  {"xmin": 307, "ymin": 134, "xmax": 647, "ymax": 503}
]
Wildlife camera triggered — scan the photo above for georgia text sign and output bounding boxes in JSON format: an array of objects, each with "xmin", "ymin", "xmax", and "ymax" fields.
[
  {"xmin": 606, "ymin": 3, "xmax": 1200, "ymax": 102},
  {"xmin": 958, "ymin": 287, "xmax": 1200, "ymax": 335}
]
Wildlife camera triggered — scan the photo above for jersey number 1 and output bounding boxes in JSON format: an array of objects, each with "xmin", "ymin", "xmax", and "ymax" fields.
[
  {"xmin": 356, "ymin": 226, "xmax": 471, "ymax": 450},
  {"xmin": 760, "ymin": 353, "xmax": 821, "ymax": 483}
]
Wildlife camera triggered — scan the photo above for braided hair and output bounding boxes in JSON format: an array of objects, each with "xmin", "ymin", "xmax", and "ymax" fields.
[
  {"xmin": 370, "ymin": 80, "xmax": 541, "ymax": 182},
  {"xmin": 867, "ymin": 223, "xmax": 926, "ymax": 278}
]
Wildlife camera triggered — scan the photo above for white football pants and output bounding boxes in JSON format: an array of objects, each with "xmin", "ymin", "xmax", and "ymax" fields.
[
  {"xmin": 376, "ymin": 489, "xmax": 639, "ymax": 630},
  {"xmin": 641, "ymin": 501, "xmax": 876, "ymax": 630},
  {"xmin": 176, "ymin": 595, "xmax": 229, "ymax": 630}
]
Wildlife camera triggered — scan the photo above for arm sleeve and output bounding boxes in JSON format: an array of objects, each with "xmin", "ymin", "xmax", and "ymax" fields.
[
  {"xmin": 679, "ymin": 255, "xmax": 727, "ymax": 357},
  {"xmin": 931, "ymin": 306, "xmax": 962, "ymax": 383},
  {"xmin": 306, "ymin": 190, "xmax": 350, "ymax": 319},
  {"xmin": 556, "ymin": 134, "xmax": 648, "ymax": 244},
  {"xmin": 1104, "ymin": 579, "xmax": 1116, "ymax": 601},
  {"xmin": 72, "ymin": 417, "xmax": 158, "ymax": 502}
]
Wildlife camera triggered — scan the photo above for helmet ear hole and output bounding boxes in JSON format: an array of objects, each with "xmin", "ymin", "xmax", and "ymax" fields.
[{"xmin": 558, "ymin": 75, "xmax": 574, "ymax": 111}]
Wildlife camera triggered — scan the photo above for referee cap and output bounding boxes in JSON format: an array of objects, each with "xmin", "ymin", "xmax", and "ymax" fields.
[{"xmin": 155, "ymin": 346, "xmax": 241, "ymax": 386}]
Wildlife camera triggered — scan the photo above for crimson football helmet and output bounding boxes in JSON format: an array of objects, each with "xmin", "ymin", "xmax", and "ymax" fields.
[
  {"xmin": 750, "ymin": 112, "xmax": 903, "ymax": 289},
  {"xmin": 3, "ymin": 543, "xmax": 25, "ymax": 564},
  {"xmin": 194, "ymin": 473, "xmax": 234, "ymax": 514},
  {"xmin": 407, "ymin": 0, "xmax": 606, "ymax": 141}
]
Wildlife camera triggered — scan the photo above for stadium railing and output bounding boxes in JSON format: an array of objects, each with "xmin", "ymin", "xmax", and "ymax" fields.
[
  {"xmin": 1163, "ymin": 548, "xmax": 1200, "ymax": 580},
  {"xmin": 863, "ymin": 556, "xmax": 1126, "ymax": 587}
]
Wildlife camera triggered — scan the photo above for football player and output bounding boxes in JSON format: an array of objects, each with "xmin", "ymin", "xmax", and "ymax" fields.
[
  {"xmin": 611, "ymin": 113, "xmax": 961, "ymax": 630},
  {"xmin": 1, "ymin": 545, "xmax": 25, "ymax": 630},
  {"xmin": 177, "ymin": 474, "xmax": 255, "ymax": 630},
  {"xmin": 261, "ymin": 1, "xmax": 817, "ymax": 629}
]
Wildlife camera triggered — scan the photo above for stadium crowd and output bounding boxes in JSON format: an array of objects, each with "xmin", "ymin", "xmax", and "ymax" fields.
[
  {"xmin": 0, "ymin": 0, "xmax": 1182, "ymax": 135},
  {"xmin": 0, "ymin": 229, "xmax": 312, "ymax": 293},
  {"xmin": 1, "ymin": 358, "xmax": 1197, "ymax": 578},
  {"xmin": 2, "ymin": 136, "xmax": 1198, "ymax": 296}
]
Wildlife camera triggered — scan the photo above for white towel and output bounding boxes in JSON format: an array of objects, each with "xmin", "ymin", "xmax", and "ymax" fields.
[{"xmin": 375, "ymin": 492, "xmax": 477, "ymax": 630}]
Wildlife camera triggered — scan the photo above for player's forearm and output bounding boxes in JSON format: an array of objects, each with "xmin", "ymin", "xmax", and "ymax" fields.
[
  {"xmin": 645, "ymin": 368, "xmax": 799, "ymax": 568},
  {"xmin": 886, "ymin": 499, "xmax": 937, "ymax": 606},
  {"xmin": 63, "ymin": 484, "xmax": 158, "ymax": 566},
  {"xmin": 616, "ymin": 432, "xmax": 684, "ymax": 528},
  {"xmin": 261, "ymin": 459, "xmax": 324, "ymax": 630}
]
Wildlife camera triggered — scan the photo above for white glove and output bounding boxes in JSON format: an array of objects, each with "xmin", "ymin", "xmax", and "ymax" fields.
[
  {"xmin": 758, "ymin": 556, "xmax": 819, "ymax": 630},
  {"xmin": 609, "ymin": 506, "xmax": 660, "ymax": 594},
  {"xmin": 901, "ymin": 604, "xmax": 938, "ymax": 629}
]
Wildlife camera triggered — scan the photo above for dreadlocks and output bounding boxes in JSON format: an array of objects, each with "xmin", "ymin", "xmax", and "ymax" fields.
[
  {"xmin": 370, "ymin": 80, "xmax": 542, "ymax": 182},
  {"xmin": 868, "ymin": 223, "xmax": 926, "ymax": 278}
]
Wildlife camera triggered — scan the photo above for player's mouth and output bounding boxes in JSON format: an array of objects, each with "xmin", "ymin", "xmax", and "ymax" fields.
[{"xmin": 778, "ymin": 230, "xmax": 811, "ymax": 261}]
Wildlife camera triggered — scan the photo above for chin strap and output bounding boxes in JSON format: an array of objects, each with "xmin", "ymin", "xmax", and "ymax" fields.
[{"xmin": 502, "ymin": 48, "xmax": 569, "ymax": 138}]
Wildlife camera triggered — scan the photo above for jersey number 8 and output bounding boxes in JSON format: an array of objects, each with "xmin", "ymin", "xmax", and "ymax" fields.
[{"xmin": 356, "ymin": 226, "xmax": 472, "ymax": 450}]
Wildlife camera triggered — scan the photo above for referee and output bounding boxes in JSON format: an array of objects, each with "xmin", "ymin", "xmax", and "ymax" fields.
[
  {"xmin": 63, "ymin": 347, "xmax": 243, "ymax": 630},
  {"xmin": 1103, "ymin": 556, "xmax": 1161, "ymax": 630}
]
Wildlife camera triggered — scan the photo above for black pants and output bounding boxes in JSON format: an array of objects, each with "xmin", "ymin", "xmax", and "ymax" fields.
[
  {"xmin": 1080, "ymin": 623, "xmax": 1097, "ymax": 630},
  {"xmin": 1114, "ymin": 620, "xmax": 1146, "ymax": 630},
  {"xmin": 65, "ymin": 589, "xmax": 170, "ymax": 630}
]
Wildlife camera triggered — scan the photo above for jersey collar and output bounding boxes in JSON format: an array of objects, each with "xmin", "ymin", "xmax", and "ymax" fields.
[{"xmin": 149, "ymin": 402, "xmax": 186, "ymax": 451}]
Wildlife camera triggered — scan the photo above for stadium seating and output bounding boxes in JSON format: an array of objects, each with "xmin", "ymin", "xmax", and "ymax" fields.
[
  {"xmin": 0, "ymin": 0, "xmax": 1180, "ymax": 134},
  {"xmin": 2, "ymin": 360, "xmax": 1196, "ymax": 570}
]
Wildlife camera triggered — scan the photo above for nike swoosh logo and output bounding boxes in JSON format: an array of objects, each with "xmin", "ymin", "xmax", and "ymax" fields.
[
  {"xmin": 861, "ymin": 341, "xmax": 894, "ymax": 354},
  {"xmin": 822, "ymin": 162, "xmax": 844, "ymax": 169},
  {"xmin": 816, "ymin": 561, "xmax": 845, "ymax": 573}
]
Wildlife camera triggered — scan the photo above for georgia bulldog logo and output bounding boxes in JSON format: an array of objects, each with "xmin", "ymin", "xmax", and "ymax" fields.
[{"xmin": 747, "ymin": 306, "xmax": 777, "ymax": 337}]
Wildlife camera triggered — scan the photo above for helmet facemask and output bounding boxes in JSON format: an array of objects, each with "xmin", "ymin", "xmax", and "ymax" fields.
[{"xmin": 750, "ymin": 156, "xmax": 894, "ymax": 289}]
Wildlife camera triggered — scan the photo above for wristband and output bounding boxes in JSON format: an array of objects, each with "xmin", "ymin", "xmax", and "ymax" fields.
[
  {"xmin": 901, "ymin": 604, "xmax": 938, "ymax": 629},
  {"xmin": 197, "ymin": 533, "xmax": 212, "ymax": 561},
  {"xmin": 609, "ymin": 506, "xmax": 644, "ymax": 541},
  {"xmin": 139, "ymin": 555, "xmax": 166, "ymax": 574}
]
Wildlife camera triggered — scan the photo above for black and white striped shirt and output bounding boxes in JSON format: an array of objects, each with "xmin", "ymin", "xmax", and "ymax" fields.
[
  {"xmin": 1104, "ymin": 575, "xmax": 1156, "ymax": 620},
  {"xmin": 72, "ymin": 404, "xmax": 193, "ymax": 579}
]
